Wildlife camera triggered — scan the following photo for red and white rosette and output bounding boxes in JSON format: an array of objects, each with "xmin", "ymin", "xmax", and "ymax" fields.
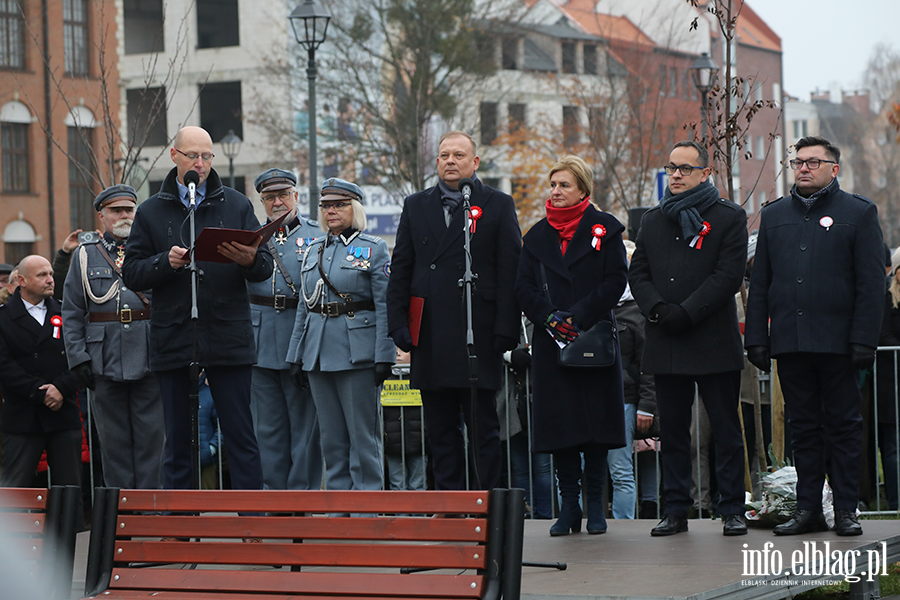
[
  {"xmin": 690, "ymin": 221, "xmax": 711, "ymax": 250},
  {"xmin": 591, "ymin": 224, "xmax": 606, "ymax": 250},
  {"xmin": 50, "ymin": 315, "xmax": 62, "ymax": 339},
  {"xmin": 468, "ymin": 206, "xmax": 483, "ymax": 233}
]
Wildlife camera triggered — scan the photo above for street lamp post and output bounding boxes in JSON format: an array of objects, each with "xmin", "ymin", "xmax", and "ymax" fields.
[
  {"xmin": 220, "ymin": 129, "xmax": 243, "ymax": 189},
  {"xmin": 690, "ymin": 52, "xmax": 719, "ymax": 145},
  {"xmin": 289, "ymin": 0, "xmax": 331, "ymax": 219}
]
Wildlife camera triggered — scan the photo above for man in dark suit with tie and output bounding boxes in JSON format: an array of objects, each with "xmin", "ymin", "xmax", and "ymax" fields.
[
  {"xmin": 387, "ymin": 131, "xmax": 522, "ymax": 490},
  {"xmin": 0, "ymin": 255, "xmax": 82, "ymax": 489}
]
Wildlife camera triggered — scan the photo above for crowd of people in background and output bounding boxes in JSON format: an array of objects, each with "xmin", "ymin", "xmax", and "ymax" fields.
[{"xmin": 0, "ymin": 127, "xmax": 895, "ymax": 542}]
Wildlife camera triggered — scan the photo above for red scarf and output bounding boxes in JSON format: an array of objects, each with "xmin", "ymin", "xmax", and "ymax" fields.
[{"xmin": 545, "ymin": 197, "xmax": 590, "ymax": 255}]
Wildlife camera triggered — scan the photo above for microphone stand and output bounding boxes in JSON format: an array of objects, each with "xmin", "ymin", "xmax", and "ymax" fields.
[
  {"xmin": 459, "ymin": 185, "xmax": 481, "ymax": 490},
  {"xmin": 187, "ymin": 181, "xmax": 201, "ymax": 490}
]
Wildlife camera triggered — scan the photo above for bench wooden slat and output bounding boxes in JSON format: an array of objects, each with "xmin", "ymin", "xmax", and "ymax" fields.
[
  {"xmin": 7, "ymin": 537, "xmax": 44, "ymax": 558},
  {"xmin": 117, "ymin": 490, "xmax": 490, "ymax": 515},
  {"xmin": 117, "ymin": 515, "xmax": 488, "ymax": 542},
  {"xmin": 108, "ymin": 568, "xmax": 485, "ymax": 598},
  {"xmin": 115, "ymin": 540, "xmax": 486, "ymax": 570},
  {"xmin": 0, "ymin": 512, "xmax": 46, "ymax": 534},
  {"xmin": 0, "ymin": 488, "xmax": 48, "ymax": 509},
  {"xmin": 91, "ymin": 591, "xmax": 471, "ymax": 600}
]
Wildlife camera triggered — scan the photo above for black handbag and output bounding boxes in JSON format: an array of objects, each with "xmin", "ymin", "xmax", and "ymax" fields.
[{"xmin": 540, "ymin": 264, "xmax": 618, "ymax": 368}]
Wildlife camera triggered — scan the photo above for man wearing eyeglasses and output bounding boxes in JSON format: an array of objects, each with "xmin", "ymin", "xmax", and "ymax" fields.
[
  {"xmin": 245, "ymin": 168, "xmax": 322, "ymax": 491},
  {"xmin": 745, "ymin": 136, "xmax": 884, "ymax": 536},
  {"xmin": 630, "ymin": 140, "xmax": 748, "ymax": 537},
  {"xmin": 123, "ymin": 126, "xmax": 273, "ymax": 491}
]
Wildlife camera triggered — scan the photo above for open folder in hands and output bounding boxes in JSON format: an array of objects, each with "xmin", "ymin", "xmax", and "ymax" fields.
[{"xmin": 181, "ymin": 211, "xmax": 290, "ymax": 263}]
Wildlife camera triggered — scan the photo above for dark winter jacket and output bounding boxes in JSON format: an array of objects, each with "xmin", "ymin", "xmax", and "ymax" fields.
[
  {"xmin": 123, "ymin": 167, "xmax": 274, "ymax": 371},
  {"xmin": 630, "ymin": 198, "xmax": 747, "ymax": 375},
  {"xmin": 516, "ymin": 204, "xmax": 628, "ymax": 453},
  {"xmin": 614, "ymin": 299, "xmax": 656, "ymax": 414},
  {"xmin": 382, "ymin": 405, "xmax": 424, "ymax": 456}
]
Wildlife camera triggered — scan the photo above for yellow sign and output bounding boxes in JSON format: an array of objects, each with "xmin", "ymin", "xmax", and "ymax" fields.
[{"xmin": 381, "ymin": 380, "xmax": 423, "ymax": 406}]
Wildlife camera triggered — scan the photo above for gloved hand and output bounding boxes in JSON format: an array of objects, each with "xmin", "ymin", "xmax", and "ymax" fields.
[
  {"xmin": 509, "ymin": 347, "xmax": 532, "ymax": 375},
  {"xmin": 746, "ymin": 346, "xmax": 771, "ymax": 372},
  {"xmin": 374, "ymin": 363, "xmax": 392, "ymax": 386},
  {"xmin": 659, "ymin": 303, "xmax": 691, "ymax": 334},
  {"xmin": 850, "ymin": 344, "xmax": 876, "ymax": 371},
  {"xmin": 72, "ymin": 361, "xmax": 95, "ymax": 390},
  {"xmin": 494, "ymin": 335, "xmax": 518, "ymax": 353},
  {"xmin": 390, "ymin": 327, "xmax": 413, "ymax": 352},
  {"xmin": 545, "ymin": 311, "xmax": 580, "ymax": 344},
  {"xmin": 649, "ymin": 302, "xmax": 669, "ymax": 323},
  {"xmin": 290, "ymin": 363, "xmax": 309, "ymax": 390}
]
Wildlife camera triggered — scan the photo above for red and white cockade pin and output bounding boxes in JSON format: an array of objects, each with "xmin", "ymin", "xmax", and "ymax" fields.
[
  {"xmin": 591, "ymin": 224, "xmax": 607, "ymax": 250},
  {"xmin": 50, "ymin": 315, "xmax": 62, "ymax": 339},
  {"xmin": 690, "ymin": 221, "xmax": 711, "ymax": 250},
  {"xmin": 820, "ymin": 216, "xmax": 833, "ymax": 231},
  {"xmin": 468, "ymin": 206, "xmax": 483, "ymax": 233}
]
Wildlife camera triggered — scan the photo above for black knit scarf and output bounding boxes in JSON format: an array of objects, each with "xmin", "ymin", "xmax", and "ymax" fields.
[{"xmin": 659, "ymin": 179, "xmax": 720, "ymax": 238}]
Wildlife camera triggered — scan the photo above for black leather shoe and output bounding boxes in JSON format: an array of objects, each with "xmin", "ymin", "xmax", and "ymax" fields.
[
  {"xmin": 650, "ymin": 514, "xmax": 688, "ymax": 537},
  {"xmin": 722, "ymin": 514, "xmax": 748, "ymax": 536},
  {"xmin": 773, "ymin": 509, "xmax": 828, "ymax": 536},
  {"xmin": 833, "ymin": 510, "xmax": 862, "ymax": 536}
]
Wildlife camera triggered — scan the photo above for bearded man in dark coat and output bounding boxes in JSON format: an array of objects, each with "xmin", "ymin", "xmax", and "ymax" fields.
[
  {"xmin": 629, "ymin": 141, "xmax": 748, "ymax": 537},
  {"xmin": 386, "ymin": 131, "xmax": 522, "ymax": 490}
]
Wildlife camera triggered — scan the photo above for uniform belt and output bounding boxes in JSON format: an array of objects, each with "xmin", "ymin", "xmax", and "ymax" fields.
[
  {"xmin": 89, "ymin": 309, "xmax": 151, "ymax": 323},
  {"xmin": 248, "ymin": 294, "xmax": 299, "ymax": 310},
  {"xmin": 310, "ymin": 299, "xmax": 375, "ymax": 317}
]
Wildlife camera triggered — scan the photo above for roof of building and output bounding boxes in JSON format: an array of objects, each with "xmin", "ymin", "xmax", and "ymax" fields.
[
  {"xmin": 706, "ymin": 1, "xmax": 782, "ymax": 52},
  {"xmin": 559, "ymin": 0, "xmax": 656, "ymax": 48}
]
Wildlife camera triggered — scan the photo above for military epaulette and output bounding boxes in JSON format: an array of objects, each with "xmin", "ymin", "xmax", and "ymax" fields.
[{"xmin": 358, "ymin": 233, "xmax": 380, "ymax": 243}]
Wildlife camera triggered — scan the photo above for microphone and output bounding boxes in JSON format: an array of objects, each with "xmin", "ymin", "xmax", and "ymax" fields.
[
  {"xmin": 458, "ymin": 177, "xmax": 474, "ymax": 203},
  {"xmin": 184, "ymin": 170, "xmax": 200, "ymax": 208}
]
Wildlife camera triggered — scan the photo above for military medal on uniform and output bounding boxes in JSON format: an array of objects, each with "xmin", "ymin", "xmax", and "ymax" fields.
[
  {"xmin": 115, "ymin": 245, "xmax": 126, "ymax": 269},
  {"xmin": 296, "ymin": 237, "xmax": 315, "ymax": 260},
  {"xmin": 51, "ymin": 315, "xmax": 62, "ymax": 339},
  {"xmin": 274, "ymin": 227, "xmax": 288, "ymax": 245},
  {"xmin": 347, "ymin": 246, "xmax": 372, "ymax": 269}
]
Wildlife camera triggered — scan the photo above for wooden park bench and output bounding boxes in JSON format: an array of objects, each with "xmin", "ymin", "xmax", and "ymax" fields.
[
  {"xmin": 82, "ymin": 487, "xmax": 525, "ymax": 600},
  {"xmin": 0, "ymin": 485, "xmax": 81, "ymax": 599}
]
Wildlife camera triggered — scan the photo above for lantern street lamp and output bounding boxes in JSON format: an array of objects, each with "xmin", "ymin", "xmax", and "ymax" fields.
[
  {"xmin": 690, "ymin": 52, "xmax": 719, "ymax": 144},
  {"xmin": 289, "ymin": 0, "xmax": 331, "ymax": 219},
  {"xmin": 220, "ymin": 129, "xmax": 243, "ymax": 190}
]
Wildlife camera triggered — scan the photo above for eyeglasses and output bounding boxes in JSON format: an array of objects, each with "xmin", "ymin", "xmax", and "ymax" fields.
[
  {"xmin": 261, "ymin": 190, "xmax": 293, "ymax": 204},
  {"xmin": 664, "ymin": 164, "xmax": 705, "ymax": 176},
  {"xmin": 320, "ymin": 201, "xmax": 352, "ymax": 211},
  {"xmin": 174, "ymin": 148, "xmax": 215, "ymax": 162},
  {"xmin": 789, "ymin": 158, "xmax": 836, "ymax": 170}
]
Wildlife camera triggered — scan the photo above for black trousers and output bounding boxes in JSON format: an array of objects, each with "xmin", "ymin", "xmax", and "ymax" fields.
[
  {"xmin": 1, "ymin": 428, "xmax": 82, "ymax": 488},
  {"xmin": 156, "ymin": 365, "xmax": 262, "ymax": 490},
  {"xmin": 777, "ymin": 353, "xmax": 863, "ymax": 511},
  {"xmin": 655, "ymin": 371, "xmax": 744, "ymax": 517},
  {"xmin": 420, "ymin": 388, "xmax": 501, "ymax": 490}
]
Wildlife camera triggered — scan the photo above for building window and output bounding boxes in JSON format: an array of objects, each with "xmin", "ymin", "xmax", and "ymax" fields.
[
  {"xmin": 508, "ymin": 103, "xmax": 525, "ymax": 134},
  {"xmin": 562, "ymin": 105, "xmax": 579, "ymax": 146},
  {"xmin": 0, "ymin": 0, "xmax": 24, "ymax": 69},
  {"xmin": 562, "ymin": 42, "xmax": 576, "ymax": 74},
  {"xmin": 793, "ymin": 119, "xmax": 808, "ymax": 139},
  {"xmin": 480, "ymin": 102, "xmax": 497, "ymax": 145},
  {"xmin": 197, "ymin": 0, "xmax": 239, "ymax": 49},
  {"xmin": 583, "ymin": 44, "xmax": 597, "ymax": 75},
  {"xmin": 199, "ymin": 81, "xmax": 242, "ymax": 142},
  {"xmin": 64, "ymin": 0, "xmax": 89, "ymax": 76},
  {"xmin": 1, "ymin": 122, "xmax": 29, "ymax": 192},
  {"xmin": 68, "ymin": 126, "xmax": 96, "ymax": 231},
  {"xmin": 124, "ymin": 0, "xmax": 164, "ymax": 54},
  {"xmin": 756, "ymin": 136, "xmax": 765, "ymax": 159},
  {"xmin": 502, "ymin": 38, "xmax": 518, "ymax": 70},
  {"xmin": 659, "ymin": 65, "xmax": 667, "ymax": 96},
  {"xmin": 758, "ymin": 190, "xmax": 766, "ymax": 211},
  {"xmin": 755, "ymin": 82, "xmax": 763, "ymax": 102},
  {"xmin": 127, "ymin": 87, "xmax": 168, "ymax": 147},
  {"xmin": 588, "ymin": 106, "xmax": 603, "ymax": 140},
  {"xmin": 670, "ymin": 66, "xmax": 678, "ymax": 97}
]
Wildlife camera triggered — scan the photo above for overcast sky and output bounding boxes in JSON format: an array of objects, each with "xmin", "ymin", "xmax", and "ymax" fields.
[{"xmin": 748, "ymin": 0, "xmax": 900, "ymax": 102}]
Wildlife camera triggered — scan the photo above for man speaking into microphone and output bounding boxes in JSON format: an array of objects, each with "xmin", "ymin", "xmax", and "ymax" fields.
[
  {"xmin": 124, "ymin": 126, "xmax": 272, "ymax": 490},
  {"xmin": 387, "ymin": 131, "xmax": 521, "ymax": 490}
]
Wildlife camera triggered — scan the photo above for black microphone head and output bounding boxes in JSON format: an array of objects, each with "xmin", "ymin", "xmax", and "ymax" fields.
[
  {"xmin": 184, "ymin": 170, "xmax": 200, "ymax": 187},
  {"xmin": 458, "ymin": 177, "xmax": 474, "ymax": 197}
]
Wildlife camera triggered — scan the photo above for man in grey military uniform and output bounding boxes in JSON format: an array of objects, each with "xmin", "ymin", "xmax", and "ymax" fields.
[
  {"xmin": 62, "ymin": 184, "xmax": 165, "ymax": 489},
  {"xmin": 248, "ymin": 168, "xmax": 323, "ymax": 490}
]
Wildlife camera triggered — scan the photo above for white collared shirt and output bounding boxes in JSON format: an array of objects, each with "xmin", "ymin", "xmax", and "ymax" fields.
[{"xmin": 22, "ymin": 297, "xmax": 47, "ymax": 325}]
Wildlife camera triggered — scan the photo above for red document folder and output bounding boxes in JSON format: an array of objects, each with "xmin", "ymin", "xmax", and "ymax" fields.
[
  {"xmin": 408, "ymin": 296, "xmax": 425, "ymax": 346},
  {"xmin": 182, "ymin": 211, "xmax": 289, "ymax": 263}
]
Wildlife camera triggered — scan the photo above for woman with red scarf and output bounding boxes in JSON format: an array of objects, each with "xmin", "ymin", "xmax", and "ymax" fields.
[{"xmin": 515, "ymin": 156, "xmax": 628, "ymax": 536}]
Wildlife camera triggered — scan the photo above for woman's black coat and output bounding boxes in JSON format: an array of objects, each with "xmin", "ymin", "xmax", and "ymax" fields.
[{"xmin": 515, "ymin": 205, "xmax": 628, "ymax": 453}]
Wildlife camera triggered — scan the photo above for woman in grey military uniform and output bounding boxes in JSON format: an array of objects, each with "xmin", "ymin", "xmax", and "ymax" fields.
[{"xmin": 287, "ymin": 178, "xmax": 395, "ymax": 491}]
